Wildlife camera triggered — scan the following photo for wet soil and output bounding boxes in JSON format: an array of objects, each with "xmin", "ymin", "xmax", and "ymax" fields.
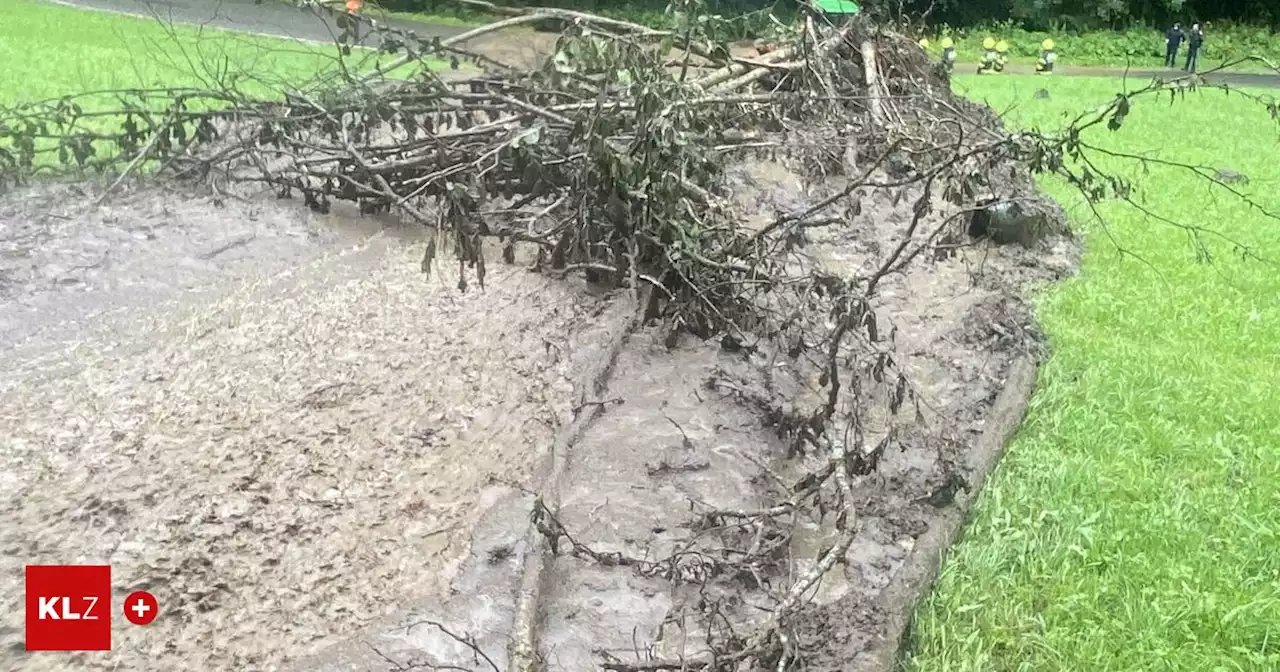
[
  {"xmin": 0, "ymin": 181, "xmax": 608, "ymax": 670},
  {"xmin": 0, "ymin": 151, "xmax": 1077, "ymax": 672},
  {"xmin": 284, "ymin": 158, "xmax": 1079, "ymax": 672},
  {"xmin": 532, "ymin": 161, "xmax": 1078, "ymax": 671}
]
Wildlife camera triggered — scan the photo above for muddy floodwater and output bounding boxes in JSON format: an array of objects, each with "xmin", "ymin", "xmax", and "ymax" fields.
[
  {"xmin": 0, "ymin": 156, "xmax": 1077, "ymax": 672},
  {"xmin": 0, "ymin": 182, "xmax": 606, "ymax": 669}
]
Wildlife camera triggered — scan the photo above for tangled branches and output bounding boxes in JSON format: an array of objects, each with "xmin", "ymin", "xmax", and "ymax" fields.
[
  {"xmin": 3, "ymin": 2, "xmax": 1276, "ymax": 326},
  {"xmin": 0, "ymin": 1, "xmax": 1042, "ymax": 330}
]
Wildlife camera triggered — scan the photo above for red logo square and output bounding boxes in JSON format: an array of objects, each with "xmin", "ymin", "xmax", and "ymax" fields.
[{"xmin": 25, "ymin": 565, "xmax": 112, "ymax": 651}]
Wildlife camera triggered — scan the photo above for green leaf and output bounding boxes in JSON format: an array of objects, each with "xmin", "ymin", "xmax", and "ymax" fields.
[{"xmin": 552, "ymin": 50, "xmax": 576, "ymax": 74}]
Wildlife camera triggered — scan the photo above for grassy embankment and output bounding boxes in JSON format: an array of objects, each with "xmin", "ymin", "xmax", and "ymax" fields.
[{"xmin": 907, "ymin": 75, "xmax": 1280, "ymax": 670}]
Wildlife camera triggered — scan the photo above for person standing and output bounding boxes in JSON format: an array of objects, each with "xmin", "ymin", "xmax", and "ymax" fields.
[
  {"xmin": 341, "ymin": 0, "xmax": 364, "ymax": 45},
  {"xmin": 1036, "ymin": 38, "xmax": 1058, "ymax": 74},
  {"xmin": 1165, "ymin": 22, "xmax": 1185, "ymax": 68},
  {"xmin": 1185, "ymin": 23, "xmax": 1204, "ymax": 72},
  {"xmin": 940, "ymin": 37, "xmax": 957, "ymax": 73}
]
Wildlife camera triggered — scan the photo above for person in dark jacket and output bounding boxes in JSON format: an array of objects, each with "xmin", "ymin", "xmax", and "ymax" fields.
[
  {"xmin": 1185, "ymin": 23, "xmax": 1204, "ymax": 72},
  {"xmin": 1165, "ymin": 23, "xmax": 1184, "ymax": 68}
]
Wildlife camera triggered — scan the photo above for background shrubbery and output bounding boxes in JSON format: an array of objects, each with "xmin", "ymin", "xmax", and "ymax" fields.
[
  {"xmin": 379, "ymin": 0, "xmax": 794, "ymax": 40},
  {"xmin": 930, "ymin": 22, "xmax": 1280, "ymax": 67},
  {"xmin": 375, "ymin": 0, "xmax": 1280, "ymax": 30},
  {"xmin": 370, "ymin": 0, "xmax": 1280, "ymax": 67}
]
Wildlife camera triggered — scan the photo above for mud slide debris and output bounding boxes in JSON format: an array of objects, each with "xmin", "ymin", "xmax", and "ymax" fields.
[{"xmin": 0, "ymin": 4, "xmax": 1093, "ymax": 670}]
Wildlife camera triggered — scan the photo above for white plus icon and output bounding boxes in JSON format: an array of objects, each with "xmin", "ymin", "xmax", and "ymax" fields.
[
  {"xmin": 131, "ymin": 598, "xmax": 151, "ymax": 619},
  {"xmin": 124, "ymin": 590, "xmax": 159, "ymax": 625}
]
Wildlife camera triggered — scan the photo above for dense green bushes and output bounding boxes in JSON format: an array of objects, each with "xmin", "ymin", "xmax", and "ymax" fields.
[
  {"xmin": 375, "ymin": 0, "xmax": 1280, "ymax": 67},
  {"xmin": 378, "ymin": 0, "xmax": 1280, "ymax": 30},
  {"xmin": 379, "ymin": 0, "xmax": 787, "ymax": 29},
  {"xmin": 917, "ymin": 0, "xmax": 1279, "ymax": 32}
]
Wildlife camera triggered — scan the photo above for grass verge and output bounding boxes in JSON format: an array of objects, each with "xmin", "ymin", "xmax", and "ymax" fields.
[
  {"xmin": 1, "ymin": 0, "xmax": 458, "ymax": 173},
  {"xmin": 1, "ymin": 0, "xmax": 445, "ymax": 106},
  {"xmin": 906, "ymin": 75, "xmax": 1280, "ymax": 670}
]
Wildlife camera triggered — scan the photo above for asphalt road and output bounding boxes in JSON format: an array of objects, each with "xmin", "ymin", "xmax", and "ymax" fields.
[{"xmin": 959, "ymin": 61, "xmax": 1280, "ymax": 89}]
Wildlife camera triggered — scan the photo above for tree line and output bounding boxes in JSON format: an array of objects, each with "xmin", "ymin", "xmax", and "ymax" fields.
[
  {"xmin": 921, "ymin": 0, "xmax": 1278, "ymax": 31},
  {"xmin": 379, "ymin": 0, "xmax": 1280, "ymax": 31}
]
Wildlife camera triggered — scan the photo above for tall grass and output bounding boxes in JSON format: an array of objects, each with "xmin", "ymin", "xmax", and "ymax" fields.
[{"xmin": 906, "ymin": 75, "xmax": 1280, "ymax": 671}]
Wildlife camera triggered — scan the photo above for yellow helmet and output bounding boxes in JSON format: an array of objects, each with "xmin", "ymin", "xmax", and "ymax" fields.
[
  {"xmin": 1042, "ymin": 38, "xmax": 1055, "ymax": 50},
  {"xmin": 940, "ymin": 37, "xmax": 954, "ymax": 49},
  {"xmin": 982, "ymin": 37, "xmax": 996, "ymax": 49},
  {"xmin": 919, "ymin": 37, "xmax": 929, "ymax": 48},
  {"xmin": 995, "ymin": 40, "xmax": 1009, "ymax": 53}
]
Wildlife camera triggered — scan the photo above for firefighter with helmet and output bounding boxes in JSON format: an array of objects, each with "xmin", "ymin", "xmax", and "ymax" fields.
[
  {"xmin": 1037, "ymin": 38, "xmax": 1057, "ymax": 74},
  {"xmin": 994, "ymin": 40, "xmax": 1009, "ymax": 71},
  {"xmin": 940, "ymin": 37, "xmax": 956, "ymax": 72},
  {"xmin": 977, "ymin": 37, "xmax": 997, "ymax": 73},
  {"xmin": 978, "ymin": 37, "xmax": 1001, "ymax": 74}
]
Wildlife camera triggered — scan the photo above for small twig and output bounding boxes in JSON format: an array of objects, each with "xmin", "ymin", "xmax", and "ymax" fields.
[
  {"xmin": 401, "ymin": 619, "xmax": 502, "ymax": 672},
  {"xmin": 198, "ymin": 234, "xmax": 256, "ymax": 260},
  {"xmin": 94, "ymin": 117, "xmax": 170, "ymax": 206},
  {"xmin": 573, "ymin": 397, "xmax": 626, "ymax": 413}
]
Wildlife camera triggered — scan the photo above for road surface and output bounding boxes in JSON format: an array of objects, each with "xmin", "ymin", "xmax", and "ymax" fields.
[{"xmin": 955, "ymin": 61, "xmax": 1280, "ymax": 89}]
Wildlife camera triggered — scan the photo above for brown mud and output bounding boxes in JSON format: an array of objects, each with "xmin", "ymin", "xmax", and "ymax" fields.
[
  {"xmin": 0, "ymin": 153, "xmax": 1077, "ymax": 672},
  {"xmin": 0, "ymin": 181, "xmax": 612, "ymax": 669},
  {"xmin": 286, "ymin": 157, "xmax": 1078, "ymax": 671}
]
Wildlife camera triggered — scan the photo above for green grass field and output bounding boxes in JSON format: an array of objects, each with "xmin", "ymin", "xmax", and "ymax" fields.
[
  {"xmin": 1, "ymin": 0, "xmax": 452, "ymax": 172},
  {"xmin": 906, "ymin": 75, "xmax": 1280, "ymax": 670},
  {"xmin": 0, "ymin": 0, "xmax": 440, "ymax": 105}
]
